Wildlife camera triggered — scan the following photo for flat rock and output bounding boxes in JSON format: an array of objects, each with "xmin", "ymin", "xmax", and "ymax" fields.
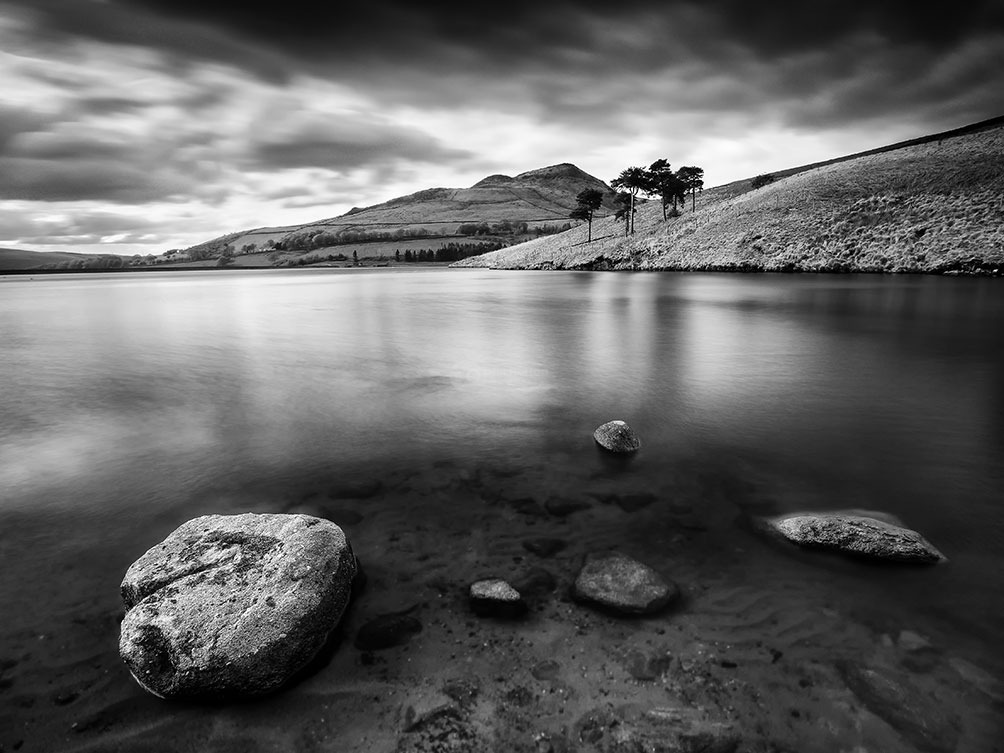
[
  {"xmin": 469, "ymin": 578, "xmax": 527, "ymax": 619},
  {"xmin": 119, "ymin": 513, "xmax": 357, "ymax": 700},
  {"xmin": 572, "ymin": 551, "xmax": 678, "ymax": 616},
  {"xmin": 758, "ymin": 511, "xmax": 946, "ymax": 563},
  {"xmin": 592, "ymin": 420, "xmax": 641, "ymax": 453}
]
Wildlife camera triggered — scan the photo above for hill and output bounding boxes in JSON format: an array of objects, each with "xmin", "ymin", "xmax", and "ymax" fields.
[
  {"xmin": 0, "ymin": 247, "xmax": 130, "ymax": 272},
  {"xmin": 453, "ymin": 117, "xmax": 1004, "ymax": 274},
  {"xmin": 177, "ymin": 163, "xmax": 616, "ymax": 265}
]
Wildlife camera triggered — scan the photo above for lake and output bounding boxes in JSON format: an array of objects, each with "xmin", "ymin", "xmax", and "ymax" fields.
[{"xmin": 1, "ymin": 268, "xmax": 1001, "ymax": 752}]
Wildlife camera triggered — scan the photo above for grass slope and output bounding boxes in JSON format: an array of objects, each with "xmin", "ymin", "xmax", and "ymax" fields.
[
  {"xmin": 455, "ymin": 120, "xmax": 1004, "ymax": 274},
  {"xmin": 189, "ymin": 163, "xmax": 614, "ymax": 255},
  {"xmin": 0, "ymin": 248, "xmax": 106, "ymax": 271}
]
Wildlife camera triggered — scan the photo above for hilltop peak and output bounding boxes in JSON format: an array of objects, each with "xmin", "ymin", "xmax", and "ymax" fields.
[
  {"xmin": 471, "ymin": 173, "xmax": 515, "ymax": 188},
  {"xmin": 514, "ymin": 163, "xmax": 596, "ymax": 182}
]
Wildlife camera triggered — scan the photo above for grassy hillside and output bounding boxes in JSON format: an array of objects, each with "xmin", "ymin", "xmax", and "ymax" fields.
[
  {"xmin": 0, "ymin": 248, "xmax": 131, "ymax": 271},
  {"xmin": 454, "ymin": 120, "xmax": 1004, "ymax": 274},
  {"xmin": 184, "ymin": 163, "xmax": 615, "ymax": 261}
]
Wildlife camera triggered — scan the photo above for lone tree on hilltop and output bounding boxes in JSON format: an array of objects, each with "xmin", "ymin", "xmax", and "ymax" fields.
[
  {"xmin": 570, "ymin": 188, "xmax": 604, "ymax": 242},
  {"xmin": 676, "ymin": 166, "xmax": 704, "ymax": 212},
  {"xmin": 611, "ymin": 166, "xmax": 648, "ymax": 235},
  {"xmin": 645, "ymin": 159, "xmax": 688, "ymax": 220}
]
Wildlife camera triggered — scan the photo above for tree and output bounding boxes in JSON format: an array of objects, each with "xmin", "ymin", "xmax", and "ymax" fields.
[
  {"xmin": 644, "ymin": 159, "xmax": 687, "ymax": 220},
  {"xmin": 395, "ymin": 250, "xmax": 401, "ymax": 263},
  {"xmin": 676, "ymin": 166, "xmax": 704, "ymax": 212},
  {"xmin": 612, "ymin": 191, "xmax": 636, "ymax": 233},
  {"xmin": 569, "ymin": 187, "xmax": 604, "ymax": 242},
  {"xmin": 352, "ymin": 250, "xmax": 359, "ymax": 265},
  {"xmin": 751, "ymin": 173, "xmax": 775, "ymax": 189},
  {"xmin": 611, "ymin": 167, "xmax": 647, "ymax": 235}
]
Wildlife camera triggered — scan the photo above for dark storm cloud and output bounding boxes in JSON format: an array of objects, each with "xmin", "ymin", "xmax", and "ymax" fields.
[
  {"xmin": 93, "ymin": 0, "xmax": 1004, "ymax": 67},
  {"xmin": 0, "ymin": 156, "xmax": 200, "ymax": 202},
  {"xmin": 8, "ymin": 0, "xmax": 291, "ymax": 82},
  {"xmin": 9, "ymin": 0, "xmax": 999, "ymax": 136},
  {"xmin": 0, "ymin": 126, "xmax": 226, "ymax": 204},
  {"xmin": 109, "ymin": 0, "xmax": 1003, "ymax": 59}
]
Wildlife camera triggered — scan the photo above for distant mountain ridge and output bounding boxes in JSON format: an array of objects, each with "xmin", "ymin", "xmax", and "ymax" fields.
[
  {"xmin": 182, "ymin": 163, "xmax": 615, "ymax": 260},
  {"xmin": 0, "ymin": 247, "xmax": 129, "ymax": 271}
]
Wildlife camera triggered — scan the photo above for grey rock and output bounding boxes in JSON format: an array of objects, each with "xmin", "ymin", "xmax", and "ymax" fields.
[
  {"xmin": 119, "ymin": 513, "xmax": 357, "ymax": 700},
  {"xmin": 572, "ymin": 551, "xmax": 678, "ymax": 615},
  {"xmin": 469, "ymin": 578, "xmax": 527, "ymax": 619},
  {"xmin": 758, "ymin": 511, "xmax": 946, "ymax": 563},
  {"xmin": 592, "ymin": 420, "xmax": 641, "ymax": 453}
]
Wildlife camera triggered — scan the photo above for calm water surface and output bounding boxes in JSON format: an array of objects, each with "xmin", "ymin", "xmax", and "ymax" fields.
[{"xmin": 1, "ymin": 268, "xmax": 1002, "ymax": 751}]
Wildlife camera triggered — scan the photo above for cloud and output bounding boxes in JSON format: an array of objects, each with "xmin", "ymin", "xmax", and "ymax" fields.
[
  {"xmin": 248, "ymin": 112, "xmax": 473, "ymax": 172},
  {"xmin": 0, "ymin": 204, "xmax": 164, "ymax": 245}
]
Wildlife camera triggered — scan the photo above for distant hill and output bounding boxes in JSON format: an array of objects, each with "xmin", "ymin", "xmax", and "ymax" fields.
[
  {"xmin": 178, "ymin": 163, "xmax": 615, "ymax": 265},
  {"xmin": 0, "ymin": 247, "xmax": 114, "ymax": 271},
  {"xmin": 454, "ymin": 116, "xmax": 1004, "ymax": 275}
]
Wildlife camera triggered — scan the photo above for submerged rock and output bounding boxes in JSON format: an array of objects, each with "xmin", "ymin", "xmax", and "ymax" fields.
[
  {"xmin": 469, "ymin": 578, "xmax": 527, "ymax": 619},
  {"xmin": 758, "ymin": 511, "xmax": 946, "ymax": 563},
  {"xmin": 119, "ymin": 513, "xmax": 357, "ymax": 700},
  {"xmin": 839, "ymin": 661, "xmax": 961, "ymax": 753},
  {"xmin": 592, "ymin": 420, "xmax": 641, "ymax": 453},
  {"xmin": 572, "ymin": 551, "xmax": 678, "ymax": 615}
]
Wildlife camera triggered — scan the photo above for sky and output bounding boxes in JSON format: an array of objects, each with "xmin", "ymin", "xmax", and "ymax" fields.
[{"xmin": 1, "ymin": 0, "xmax": 1002, "ymax": 255}]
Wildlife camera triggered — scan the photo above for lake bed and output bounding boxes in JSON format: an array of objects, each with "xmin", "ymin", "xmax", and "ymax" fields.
[{"xmin": 1, "ymin": 268, "xmax": 1001, "ymax": 752}]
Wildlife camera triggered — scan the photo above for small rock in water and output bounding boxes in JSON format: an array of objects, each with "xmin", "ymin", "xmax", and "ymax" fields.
[
  {"xmin": 897, "ymin": 630, "xmax": 932, "ymax": 653},
  {"xmin": 531, "ymin": 659, "xmax": 562, "ymax": 681},
  {"xmin": 522, "ymin": 538, "xmax": 568, "ymax": 558},
  {"xmin": 355, "ymin": 608, "xmax": 422, "ymax": 651},
  {"xmin": 572, "ymin": 551, "xmax": 678, "ymax": 616},
  {"xmin": 757, "ymin": 511, "xmax": 946, "ymax": 563},
  {"xmin": 118, "ymin": 513, "xmax": 358, "ymax": 700},
  {"xmin": 469, "ymin": 578, "xmax": 527, "ymax": 619},
  {"xmin": 592, "ymin": 420, "xmax": 641, "ymax": 453}
]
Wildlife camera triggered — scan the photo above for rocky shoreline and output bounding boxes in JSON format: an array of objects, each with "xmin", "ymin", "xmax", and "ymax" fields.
[{"xmin": 83, "ymin": 423, "xmax": 999, "ymax": 753}]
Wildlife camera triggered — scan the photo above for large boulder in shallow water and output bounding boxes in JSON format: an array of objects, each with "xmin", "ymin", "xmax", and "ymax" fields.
[
  {"xmin": 759, "ymin": 512, "xmax": 945, "ymax": 563},
  {"xmin": 119, "ymin": 513, "xmax": 357, "ymax": 700},
  {"xmin": 573, "ymin": 551, "xmax": 678, "ymax": 615},
  {"xmin": 593, "ymin": 420, "xmax": 641, "ymax": 453}
]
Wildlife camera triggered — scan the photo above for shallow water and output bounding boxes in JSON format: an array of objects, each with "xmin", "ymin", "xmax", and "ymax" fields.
[{"xmin": 1, "ymin": 268, "xmax": 1002, "ymax": 752}]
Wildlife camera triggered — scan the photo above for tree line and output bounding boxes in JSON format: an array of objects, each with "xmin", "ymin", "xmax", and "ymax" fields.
[{"xmin": 570, "ymin": 161, "xmax": 705, "ymax": 240}]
